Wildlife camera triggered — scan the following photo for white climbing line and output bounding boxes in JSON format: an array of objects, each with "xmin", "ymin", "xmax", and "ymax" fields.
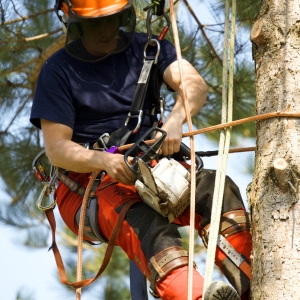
[{"xmin": 203, "ymin": 0, "xmax": 236, "ymax": 295}]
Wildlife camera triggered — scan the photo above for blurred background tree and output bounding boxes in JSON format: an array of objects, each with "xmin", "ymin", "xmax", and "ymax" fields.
[{"xmin": 0, "ymin": 0, "xmax": 260, "ymax": 299}]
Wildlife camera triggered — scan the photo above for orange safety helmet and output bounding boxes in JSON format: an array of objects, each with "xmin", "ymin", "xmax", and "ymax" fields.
[
  {"xmin": 59, "ymin": 0, "xmax": 132, "ymax": 18},
  {"xmin": 55, "ymin": 0, "xmax": 136, "ymax": 62}
]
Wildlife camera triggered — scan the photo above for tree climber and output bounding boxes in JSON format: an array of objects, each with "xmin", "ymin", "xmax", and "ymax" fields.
[{"xmin": 30, "ymin": 0, "xmax": 252, "ymax": 299}]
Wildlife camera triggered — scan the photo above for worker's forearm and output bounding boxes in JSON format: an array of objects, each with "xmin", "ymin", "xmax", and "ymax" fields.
[
  {"xmin": 45, "ymin": 139, "xmax": 109, "ymax": 173},
  {"xmin": 168, "ymin": 77, "xmax": 207, "ymax": 124}
]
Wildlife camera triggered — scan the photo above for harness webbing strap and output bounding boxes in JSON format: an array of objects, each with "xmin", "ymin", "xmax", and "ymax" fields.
[
  {"xmin": 148, "ymin": 63, "xmax": 160, "ymax": 111},
  {"xmin": 130, "ymin": 59, "xmax": 155, "ymax": 114},
  {"xmin": 217, "ymin": 234, "xmax": 252, "ymax": 280},
  {"xmin": 45, "ymin": 198, "xmax": 139, "ymax": 289},
  {"xmin": 56, "ymin": 170, "xmax": 98, "ymax": 198},
  {"xmin": 104, "ymin": 54, "xmax": 160, "ymax": 148}
]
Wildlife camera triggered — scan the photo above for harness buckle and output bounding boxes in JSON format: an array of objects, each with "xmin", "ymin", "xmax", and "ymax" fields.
[
  {"xmin": 125, "ymin": 110, "xmax": 143, "ymax": 134},
  {"xmin": 94, "ymin": 133, "xmax": 110, "ymax": 150}
]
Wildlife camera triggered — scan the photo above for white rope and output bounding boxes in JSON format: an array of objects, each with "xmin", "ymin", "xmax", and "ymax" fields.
[
  {"xmin": 168, "ymin": 2, "xmax": 196, "ymax": 300},
  {"xmin": 203, "ymin": 0, "xmax": 236, "ymax": 295}
]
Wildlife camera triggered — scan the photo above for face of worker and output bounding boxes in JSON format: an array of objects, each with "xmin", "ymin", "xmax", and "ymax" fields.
[{"xmin": 80, "ymin": 14, "xmax": 120, "ymax": 56}]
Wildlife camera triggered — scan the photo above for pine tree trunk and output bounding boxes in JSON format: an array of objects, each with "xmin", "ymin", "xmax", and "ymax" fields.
[{"xmin": 248, "ymin": 0, "xmax": 300, "ymax": 298}]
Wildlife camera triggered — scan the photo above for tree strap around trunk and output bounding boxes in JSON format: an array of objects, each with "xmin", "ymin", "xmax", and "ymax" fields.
[{"xmin": 45, "ymin": 198, "xmax": 139, "ymax": 289}]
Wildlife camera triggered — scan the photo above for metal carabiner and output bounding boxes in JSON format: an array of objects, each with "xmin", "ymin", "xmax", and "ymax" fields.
[
  {"xmin": 144, "ymin": 39, "xmax": 160, "ymax": 64},
  {"xmin": 32, "ymin": 149, "xmax": 50, "ymax": 183},
  {"xmin": 125, "ymin": 110, "xmax": 143, "ymax": 134},
  {"xmin": 151, "ymin": 96, "xmax": 165, "ymax": 124},
  {"xmin": 36, "ymin": 168, "xmax": 58, "ymax": 211},
  {"xmin": 159, "ymin": 97, "xmax": 165, "ymax": 123},
  {"xmin": 145, "ymin": 6, "xmax": 171, "ymax": 44},
  {"xmin": 36, "ymin": 184, "xmax": 57, "ymax": 211}
]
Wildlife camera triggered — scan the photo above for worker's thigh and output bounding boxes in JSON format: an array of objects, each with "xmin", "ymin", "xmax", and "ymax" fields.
[
  {"xmin": 95, "ymin": 176, "xmax": 183, "ymax": 277},
  {"xmin": 174, "ymin": 169, "xmax": 246, "ymax": 229}
]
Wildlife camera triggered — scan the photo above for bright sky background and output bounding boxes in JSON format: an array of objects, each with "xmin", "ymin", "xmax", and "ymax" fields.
[{"xmin": 0, "ymin": 1, "xmax": 255, "ymax": 299}]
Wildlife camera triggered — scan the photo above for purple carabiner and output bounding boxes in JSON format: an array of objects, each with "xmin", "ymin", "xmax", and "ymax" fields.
[{"xmin": 106, "ymin": 146, "xmax": 122, "ymax": 154}]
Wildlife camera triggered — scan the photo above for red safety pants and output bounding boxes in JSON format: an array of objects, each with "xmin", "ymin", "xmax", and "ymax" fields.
[{"xmin": 56, "ymin": 169, "xmax": 251, "ymax": 300}]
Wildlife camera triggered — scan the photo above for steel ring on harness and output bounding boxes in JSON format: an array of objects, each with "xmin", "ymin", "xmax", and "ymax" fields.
[{"xmin": 144, "ymin": 38, "xmax": 160, "ymax": 64}]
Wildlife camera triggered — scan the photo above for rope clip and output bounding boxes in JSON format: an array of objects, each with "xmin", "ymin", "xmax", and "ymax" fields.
[{"xmin": 145, "ymin": 1, "xmax": 170, "ymax": 44}]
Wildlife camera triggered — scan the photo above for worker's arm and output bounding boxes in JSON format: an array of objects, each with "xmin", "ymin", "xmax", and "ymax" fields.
[
  {"xmin": 40, "ymin": 119, "xmax": 135, "ymax": 185},
  {"xmin": 159, "ymin": 59, "xmax": 208, "ymax": 156}
]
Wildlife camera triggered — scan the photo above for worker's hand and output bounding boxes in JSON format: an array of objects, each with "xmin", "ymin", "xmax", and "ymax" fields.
[
  {"xmin": 156, "ymin": 118, "xmax": 183, "ymax": 156},
  {"xmin": 102, "ymin": 153, "xmax": 136, "ymax": 185}
]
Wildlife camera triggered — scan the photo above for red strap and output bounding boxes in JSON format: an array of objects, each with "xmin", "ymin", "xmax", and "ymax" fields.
[{"xmin": 45, "ymin": 198, "xmax": 139, "ymax": 289}]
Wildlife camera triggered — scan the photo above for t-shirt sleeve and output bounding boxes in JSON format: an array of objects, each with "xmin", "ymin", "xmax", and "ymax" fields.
[
  {"xmin": 30, "ymin": 58, "xmax": 76, "ymax": 130},
  {"xmin": 156, "ymin": 38, "xmax": 177, "ymax": 89}
]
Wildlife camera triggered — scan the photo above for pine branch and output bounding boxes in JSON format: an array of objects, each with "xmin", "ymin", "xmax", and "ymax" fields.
[
  {"xmin": 3, "ymin": 94, "xmax": 32, "ymax": 134},
  {"xmin": 28, "ymin": 33, "xmax": 65, "ymax": 85},
  {"xmin": 1, "ymin": 7, "xmax": 54, "ymax": 25},
  {"xmin": 182, "ymin": 0, "xmax": 223, "ymax": 65},
  {"xmin": 0, "ymin": 57, "xmax": 38, "ymax": 77},
  {"xmin": 0, "ymin": 28, "xmax": 62, "ymax": 44},
  {"xmin": 25, "ymin": 28, "xmax": 62, "ymax": 41},
  {"xmin": 182, "ymin": 27, "xmax": 200, "ymax": 52},
  {"xmin": 206, "ymin": 81, "xmax": 222, "ymax": 96}
]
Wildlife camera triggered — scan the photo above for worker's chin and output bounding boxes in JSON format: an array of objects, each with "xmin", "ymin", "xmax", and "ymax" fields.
[
  {"xmin": 98, "ymin": 35, "xmax": 119, "ymax": 43},
  {"xmin": 86, "ymin": 37, "xmax": 118, "ymax": 56}
]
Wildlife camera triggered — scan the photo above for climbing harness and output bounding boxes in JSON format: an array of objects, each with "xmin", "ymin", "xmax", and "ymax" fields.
[
  {"xmin": 144, "ymin": 0, "xmax": 171, "ymax": 44},
  {"xmin": 93, "ymin": 2, "xmax": 170, "ymax": 151},
  {"xmin": 92, "ymin": 40, "xmax": 162, "ymax": 150}
]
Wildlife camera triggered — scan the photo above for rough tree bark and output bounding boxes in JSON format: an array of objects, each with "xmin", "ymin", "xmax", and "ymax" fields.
[{"xmin": 248, "ymin": 0, "xmax": 300, "ymax": 299}]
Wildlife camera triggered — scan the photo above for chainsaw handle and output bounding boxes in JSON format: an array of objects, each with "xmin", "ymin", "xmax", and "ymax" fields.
[
  {"xmin": 173, "ymin": 143, "xmax": 203, "ymax": 173},
  {"xmin": 124, "ymin": 127, "xmax": 167, "ymax": 174}
]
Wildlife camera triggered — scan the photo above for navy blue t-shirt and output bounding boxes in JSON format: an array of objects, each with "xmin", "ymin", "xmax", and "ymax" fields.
[{"xmin": 30, "ymin": 32, "xmax": 177, "ymax": 144}]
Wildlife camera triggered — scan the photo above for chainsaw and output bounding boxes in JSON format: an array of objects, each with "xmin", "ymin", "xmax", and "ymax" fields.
[{"xmin": 124, "ymin": 127, "xmax": 202, "ymax": 222}]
